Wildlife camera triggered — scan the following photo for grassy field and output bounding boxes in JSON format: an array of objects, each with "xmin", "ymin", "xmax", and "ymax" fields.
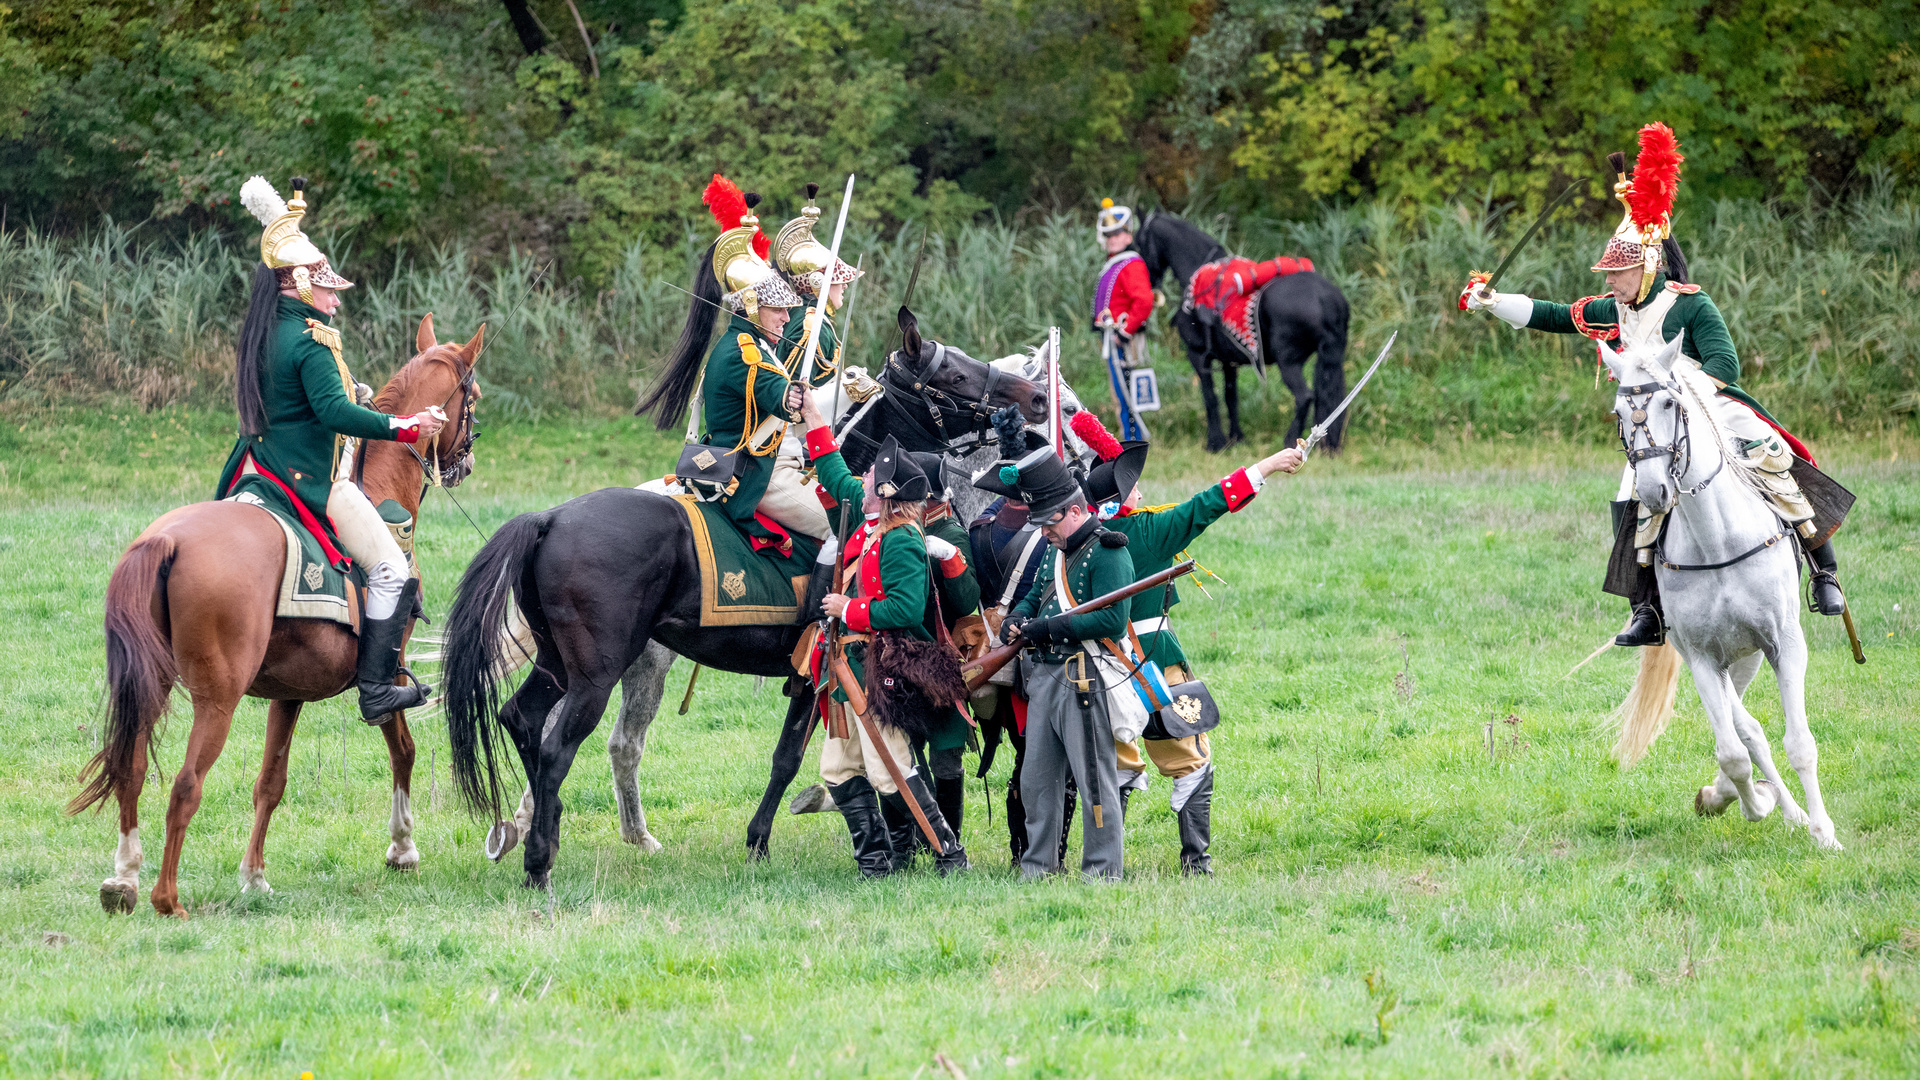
[{"xmin": 0, "ymin": 410, "xmax": 1916, "ymax": 1078}]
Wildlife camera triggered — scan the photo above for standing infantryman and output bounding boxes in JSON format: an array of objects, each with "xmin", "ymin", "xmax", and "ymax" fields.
[
  {"xmin": 217, "ymin": 175, "xmax": 449, "ymax": 722},
  {"xmin": 800, "ymin": 389, "xmax": 970, "ymax": 878},
  {"xmin": 978, "ymin": 444, "xmax": 1136, "ymax": 881},
  {"xmin": 907, "ymin": 450, "xmax": 983, "ymax": 847},
  {"xmin": 1093, "ymin": 199, "xmax": 1155, "ymax": 442},
  {"xmin": 1461, "ymin": 123, "xmax": 1846, "ymax": 644},
  {"xmin": 637, "ymin": 175, "xmax": 809, "ymax": 552},
  {"xmin": 1071, "ymin": 409, "xmax": 1302, "ymax": 874}
]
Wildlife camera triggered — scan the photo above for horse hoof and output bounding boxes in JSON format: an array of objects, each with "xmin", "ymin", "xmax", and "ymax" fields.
[
  {"xmin": 621, "ymin": 832, "xmax": 663, "ymax": 854},
  {"xmin": 386, "ymin": 841, "xmax": 421, "ymax": 871},
  {"xmin": 1205, "ymin": 434, "xmax": 1228, "ymax": 453},
  {"xmin": 100, "ymin": 882, "xmax": 137, "ymax": 915},
  {"xmin": 745, "ymin": 838, "xmax": 770, "ymax": 863},
  {"xmin": 789, "ymin": 783, "xmax": 836, "ymax": 815},
  {"xmin": 485, "ymin": 820, "xmax": 521, "ymax": 862},
  {"xmin": 1694, "ymin": 786, "xmax": 1731, "ymax": 817},
  {"xmin": 522, "ymin": 871, "xmax": 550, "ymax": 890}
]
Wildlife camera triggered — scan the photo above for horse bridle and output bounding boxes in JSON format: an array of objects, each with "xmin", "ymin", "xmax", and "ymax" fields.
[
  {"xmin": 407, "ymin": 353, "xmax": 480, "ymax": 491},
  {"xmin": 1615, "ymin": 378, "xmax": 1722, "ymax": 499},
  {"xmin": 841, "ymin": 341, "xmax": 1009, "ymax": 460}
]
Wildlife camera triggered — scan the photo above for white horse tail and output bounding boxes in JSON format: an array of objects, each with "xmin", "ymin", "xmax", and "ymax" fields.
[{"xmin": 1611, "ymin": 642, "xmax": 1683, "ymax": 768}]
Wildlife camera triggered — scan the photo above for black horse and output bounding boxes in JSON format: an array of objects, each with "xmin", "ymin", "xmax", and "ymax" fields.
[
  {"xmin": 1132, "ymin": 211, "xmax": 1352, "ymax": 452},
  {"xmin": 442, "ymin": 309, "xmax": 1044, "ymax": 886}
]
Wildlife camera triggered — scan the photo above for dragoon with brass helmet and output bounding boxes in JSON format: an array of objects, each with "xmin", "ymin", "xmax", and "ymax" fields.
[
  {"xmin": 773, "ymin": 181, "xmax": 864, "ymax": 388},
  {"xmin": 214, "ymin": 175, "xmax": 449, "ymax": 722},
  {"xmin": 1461, "ymin": 123, "xmax": 1847, "ymax": 646}
]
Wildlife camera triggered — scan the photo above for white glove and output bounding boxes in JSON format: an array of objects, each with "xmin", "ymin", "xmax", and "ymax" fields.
[
  {"xmin": 1466, "ymin": 285, "xmax": 1535, "ymax": 330},
  {"xmin": 924, "ymin": 535, "xmax": 958, "ymax": 561}
]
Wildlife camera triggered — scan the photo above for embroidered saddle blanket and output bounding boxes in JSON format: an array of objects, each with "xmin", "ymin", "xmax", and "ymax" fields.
[
  {"xmin": 1183, "ymin": 255, "xmax": 1314, "ymax": 361},
  {"xmin": 224, "ymin": 476, "xmax": 419, "ymax": 630},
  {"xmin": 670, "ymin": 494, "xmax": 822, "ymax": 626}
]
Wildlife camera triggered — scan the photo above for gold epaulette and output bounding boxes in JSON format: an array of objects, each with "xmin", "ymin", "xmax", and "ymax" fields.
[{"xmin": 305, "ymin": 317, "xmax": 354, "ymax": 396}]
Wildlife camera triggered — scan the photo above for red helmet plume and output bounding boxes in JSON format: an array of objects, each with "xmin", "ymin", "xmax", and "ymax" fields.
[
  {"xmin": 702, "ymin": 174, "xmax": 769, "ymax": 258},
  {"xmin": 1625, "ymin": 123, "xmax": 1682, "ymax": 237}
]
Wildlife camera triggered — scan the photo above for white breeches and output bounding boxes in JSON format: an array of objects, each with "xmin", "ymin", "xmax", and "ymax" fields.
[
  {"xmin": 757, "ymin": 430, "xmax": 832, "ymax": 541},
  {"xmin": 327, "ymin": 480, "xmax": 409, "ymax": 620},
  {"xmin": 820, "ymin": 719, "xmax": 915, "ymax": 795}
]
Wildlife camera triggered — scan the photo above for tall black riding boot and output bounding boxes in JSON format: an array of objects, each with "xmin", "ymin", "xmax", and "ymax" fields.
[
  {"xmin": 798, "ymin": 551, "xmax": 836, "ymax": 622},
  {"xmin": 1806, "ymin": 540, "xmax": 1846, "ymax": 616},
  {"xmin": 880, "ymin": 792, "xmax": 921, "ymax": 873},
  {"xmin": 1615, "ymin": 563, "xmax": 1666, "ymax": 648},
  {"xmin": 829, "ymin": 776, "xmax": 894, "ymax": 878},
  {"xmin": 357, "ymin": 578, "xmax": 433, "ymax": 723},
  {"xmin": 935, "ymin": 775, "xmax": 966, "ymax": 846},
  {"xmin": 1177, "ymin": 769, "xmax": 1214, "ymax": 876},
  {"xmin": 886, "ymin": 774, "xmax": 969, "ymax": 876}
]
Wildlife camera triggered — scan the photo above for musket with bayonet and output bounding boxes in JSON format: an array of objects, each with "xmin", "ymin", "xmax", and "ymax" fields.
[{"xmin": 1297, "ymin": 330, "xmax": 1396, "ymax": 459}]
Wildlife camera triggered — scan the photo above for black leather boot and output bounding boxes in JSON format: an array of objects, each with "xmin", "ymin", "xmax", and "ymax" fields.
[
  {"xmin": 935, "ymin": 775, "xmax": 965, "ymax": 846},
  {"xmin": 886, "ymin": 776, "xmax": 969, "ymax": 875},
  {"xmin": 1615, "ymin": 603, "xmax": 1666, "ymax": 648},
  {"xmin": 880, "ymin": 791, "xmax": 920, "ymax": 873},
  {"xmin": 1807, "ymin": 540, "xmax": 1845, "ymax": 616},
  {"xmin": 1006, "ymin": 779, "xmax": 1028, "ymax": 862},
  {"xmin": 357, "ymin": 578, "xmax": 432, "ymax": 723},
  {"xmin": 1178, "ymin": 769, "xmax": 1214, "ymax": 876},
  {"xmin": 829, "ymin": 777, "xmax": 893, "ymax": 878},
  {"xmin": 798, "ymin": 552, "xmax": 836, "ymax": 622}
]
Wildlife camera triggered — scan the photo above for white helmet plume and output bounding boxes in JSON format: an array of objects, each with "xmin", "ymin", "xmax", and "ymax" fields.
[{"xmin": 239, "ymin": 176, "xmax": 287, "ymax": 227}]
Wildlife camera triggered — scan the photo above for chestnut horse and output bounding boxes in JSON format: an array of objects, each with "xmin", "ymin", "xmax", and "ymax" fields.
[{"xmin": 69, "ymin": 315, "xmax": 483, "ymax": 918}]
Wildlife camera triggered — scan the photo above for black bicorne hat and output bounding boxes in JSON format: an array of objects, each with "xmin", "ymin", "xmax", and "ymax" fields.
[
  {"xmin": 909, "ymin": 451, "xmax": 954, "ymax": 502},
  {"xmin": 971, "ymin": 445, "xmax": 1081, "ymax": 520},
  {"xmin": 871, "ymin": 434, "xmax": 930, "ymax": 503},
  {"xmin": 1081, "ymin": 441, "xmax": 1150, "ymax": 506}
]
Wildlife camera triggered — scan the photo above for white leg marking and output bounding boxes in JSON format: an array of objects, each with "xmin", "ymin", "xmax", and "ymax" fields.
[
  {"xmin": 106, "ymin": 827, "xmax": 142, "ymax": 888},
  {"xmin": 386, "ymin": 785, "xmax": 420, "ymax": 869}
]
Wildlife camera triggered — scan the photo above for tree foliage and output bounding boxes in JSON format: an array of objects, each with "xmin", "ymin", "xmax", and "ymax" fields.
[{"xmin": 0, "ymin": 0, "xmax": 1912, "ymax": 282}]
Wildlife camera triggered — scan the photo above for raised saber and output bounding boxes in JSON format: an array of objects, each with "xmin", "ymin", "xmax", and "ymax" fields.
[
  {"xmin": 1480, "ymin": 181, "xmax": 1580, "ymax": 295},
  {"xmin": 796, "ymin": 173, "xmax": 856, "ymax": 386},
  {"xmin": 1298, "ymin": 330, "xmax": 1396, "ymax": 458}
]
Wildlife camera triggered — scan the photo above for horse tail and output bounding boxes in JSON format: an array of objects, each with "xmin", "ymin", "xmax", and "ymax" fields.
[
  {"xmin": 635, "ymin": 245, "xmax": 722, "ymax": 430},
  {"xmin": 1611, "ymin": 641, "xmax": 1682, "ymax": 768},
  {"xmin": 444, "ymin": 510, "xmax": 552, "ymax": 820},
  {"xmin": 70, "ymin": 535, "xmax": 179, "ymax": 815}
]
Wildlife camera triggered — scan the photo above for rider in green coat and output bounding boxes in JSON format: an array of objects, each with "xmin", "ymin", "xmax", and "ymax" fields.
[{"xmin": 218, "ymin": 175, "xmax": 447, "ymax": 722}]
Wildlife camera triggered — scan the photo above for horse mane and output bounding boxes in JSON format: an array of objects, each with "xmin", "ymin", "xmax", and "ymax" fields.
[
  {"xmin": 371, "ymin": 344, "xmax": 464, "ymax": 415},
  {"xmin": 1135, "ymin": 211, "xmax": 1228, "ymax": 287}
]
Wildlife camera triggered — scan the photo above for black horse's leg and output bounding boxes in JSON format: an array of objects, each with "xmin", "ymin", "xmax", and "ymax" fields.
[
  {"xmin": 1313, "ymin": 325, "xmax": 1350, "ymax": 451},
  {"xmin": 1222, "ymin": 361, "xmax": 1245, "ymax": 447},
  {"xmin": 522, "ymin": 678, "xmax": 616, "ymax": 889},
  {"xmin": 1275, "ymin": 340, "xmax": 1313, "ymax": 446},
  {"xmin": 745, "ymin": 684, "xmax": 820, "ymax": 860},
  {"xmin": 1190, "ymin": 345, "xmax": 1227, "ymax": 453}
]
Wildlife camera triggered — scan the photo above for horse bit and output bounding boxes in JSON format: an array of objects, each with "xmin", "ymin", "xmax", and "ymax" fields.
[
  {"xmin": 1617, "ymin": 377, "xmax": 1785, "ymax": 572},
  {"xmin": 864, "ymin": 342, "xmax": 1009, "ymax": 459}
]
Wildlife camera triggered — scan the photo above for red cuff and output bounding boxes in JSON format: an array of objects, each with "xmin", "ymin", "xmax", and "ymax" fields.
[
  {"xmin": 393, "ymin": 423, "xmax": 420, "ymax": 444},
  {"xmin": 844, "ymin": 598, "xmax": 872, "ymax": 633},
  {"xmin": 815, "ymin": 484, "xmax": 838, "ymax": 510},
  {"xmin": 805, "ymin": 425, "xmax": 838, "ymax": 460},
  {"xmin": 1221, "ymin": 467, "xmax": 1258, "ymax": 511},
  {"xmin": 938, "ymin": 553, "xmax": 968, "ymax": 578}
]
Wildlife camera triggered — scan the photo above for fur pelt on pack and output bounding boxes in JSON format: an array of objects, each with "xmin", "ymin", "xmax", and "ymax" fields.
[{"xmin": 866, "ymin": 630, "xmax": 968, "ymax": 742}]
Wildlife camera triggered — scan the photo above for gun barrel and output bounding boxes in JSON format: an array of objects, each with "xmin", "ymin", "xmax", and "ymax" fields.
[{"xmin": 962, "ymin": 559, "xmax": 1196, "ymax": 690}]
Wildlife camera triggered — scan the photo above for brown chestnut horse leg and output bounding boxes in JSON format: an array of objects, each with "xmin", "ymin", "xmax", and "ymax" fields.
[
  {"xmin": 380, "ymin": 710, "xmax": 420, "ymax": 870},
  {"xmin": 239, "ymin": 700, "xmax": 303, "ymax": 894},
  {"xmin": 99, "ymin": 725, "xmax": 152, "ymax": 914}
]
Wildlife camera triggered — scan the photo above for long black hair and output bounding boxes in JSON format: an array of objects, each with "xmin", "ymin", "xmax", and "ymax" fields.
[
  {"xmin": 235, "ymin": 263, "xmax": 279, "ymax": 435},
  {"xmin": 635, "ymin": 242, "xmax": 723, "ymax": 429}
]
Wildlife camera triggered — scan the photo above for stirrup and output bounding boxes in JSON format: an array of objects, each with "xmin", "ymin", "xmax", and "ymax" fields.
[
  {"xmin": 1809, "ymin": 572, "xmax": 1846, "ymax": 617},
  {"xmin": 1614, "ymin": 605, "xmax": 1665, "ymax": 648}
]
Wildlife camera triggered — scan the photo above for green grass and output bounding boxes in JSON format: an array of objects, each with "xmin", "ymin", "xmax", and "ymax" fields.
[{"xmin": 1, "ymin": 414, "xmax": 1917, "ymax": 1078}]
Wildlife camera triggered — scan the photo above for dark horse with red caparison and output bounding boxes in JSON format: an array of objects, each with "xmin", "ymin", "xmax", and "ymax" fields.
[
  {"xmin": 70, "ymin": 315, "xmax": 483, "ymax": 918},
  {"xmin": 1132, "ymin": 210, "xmax": 1352, "ymax": 452},
  {"xmin": 441, "ymin": 307, "xmax": 1045, "ymax": 888}
]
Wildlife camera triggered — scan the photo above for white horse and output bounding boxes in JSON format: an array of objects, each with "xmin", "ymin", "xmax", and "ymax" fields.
[{"xmin": 1603, "ymin": 333, "xmax": 1840, "ymax": 850}]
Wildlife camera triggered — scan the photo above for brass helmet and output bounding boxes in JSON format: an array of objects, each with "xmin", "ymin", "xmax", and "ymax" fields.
[
  {"xmin": 1591, "ymin": 123, "xmax": 1684, "ymax": 303},
  {"xmin": 773, "ymin": 182, "xmax": 863, "ymax": 303},
  {"xmin": 704, "ymin": 175, "xmax": 800, "ymax": 316},
  {"xmin": 239, "ymin": 175, "xmax": 353, "ymax": 304}
]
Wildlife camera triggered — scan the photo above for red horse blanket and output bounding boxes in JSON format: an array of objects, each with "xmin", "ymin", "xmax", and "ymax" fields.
[{"xmin": 1184, "ymin": 256, "xmax": 1314, "ymax": 361}]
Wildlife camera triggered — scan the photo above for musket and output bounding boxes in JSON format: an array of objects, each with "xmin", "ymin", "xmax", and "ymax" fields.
[
  {"xmin": 1298, "ymin": 330, "xmax": 1395, "ymax": 459},
  {"xmin": 962, "ymin": 559, "xmax": 1197, "ymax": 690},
  {"xmin": 796, "ymin": 174, "xmax": 856, "ymax": 387}
]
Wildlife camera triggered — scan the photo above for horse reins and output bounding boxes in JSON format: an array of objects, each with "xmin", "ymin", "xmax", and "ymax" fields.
[
  {"xmin": 840, "ymin": 343, "xmax": 1007, "ymax": 463},
  {"xmin": 1617, "ymin": 376, "xmax": 1777, "ymax": 572}
]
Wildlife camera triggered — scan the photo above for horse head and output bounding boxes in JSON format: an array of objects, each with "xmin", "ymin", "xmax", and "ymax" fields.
[
  {"xmin": 891, "ymin": 305, "xmax": 1047, "ymax": 426},
  {"xmin": 1134, "ymin": 211, "xmax": 1229, "ymax": 289},
  {"xmin": 371, "ymin": 312, "xmax": 486, "ymax": 490},
  {"xmin": 1600, "ymin": 331, "xmax": 1692, "ymax": 514}
]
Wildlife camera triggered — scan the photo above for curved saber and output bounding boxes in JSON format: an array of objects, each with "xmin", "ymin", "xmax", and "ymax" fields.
[
  {"xmin": 1483, "ymin": 182, "xmax": 1580, "ymax": 294},
  {"xmin": 1300, "ymin": 330, "xmax": 1396, "ymax": 458}
]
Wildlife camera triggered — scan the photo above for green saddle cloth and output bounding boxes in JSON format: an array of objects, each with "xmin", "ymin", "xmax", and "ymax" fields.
[
  {"xmin": 223, "ymin": 475, "xmax": 413, "ymax": 627},
  {"xmin": 670, "ymin": 494, "xmax": 821, "ymax": 626}
]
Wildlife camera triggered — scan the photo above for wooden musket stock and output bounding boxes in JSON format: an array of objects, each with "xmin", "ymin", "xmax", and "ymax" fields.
[{"xmin": 961, "ymin": 559, "xmax": 1196, "ymax": 690}]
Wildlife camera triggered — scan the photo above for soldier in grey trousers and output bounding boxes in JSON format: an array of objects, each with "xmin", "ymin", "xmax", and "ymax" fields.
[{"xmin": 1016, "ymin": 654, "xmax": 1126, "ymax": 880}]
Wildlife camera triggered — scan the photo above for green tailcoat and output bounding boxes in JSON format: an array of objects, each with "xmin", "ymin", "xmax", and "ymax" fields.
[
  {"xmin": 701, "ymin": 313, "xmax": 798, "ymax": 542},
  {"xmin": 779, "ymin": 307, "xmax": 843, "ymax": 389},
  {"xmin": 1011, "ymin": 530, "xmax": 1135, "ymax": 647},
  {"xmin": 1105, "ymin": 483, "xmax": 1234, "ymax": 670},
  {"xmin": 1526, "ymin": 274, "xmax": 1779, "ymax": 422},
  {"xmin": 924, "ymin": 511, "xmax": 981, "ymax": 629},
  {"xmin": 216, "ymin": 296, "xmax": 399, "ymax": 550}
]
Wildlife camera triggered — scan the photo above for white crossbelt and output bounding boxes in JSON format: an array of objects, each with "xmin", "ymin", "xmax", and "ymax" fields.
[{"xmin": 1130, "ymin": 616, "xmax": 1169, "ymax": 636}]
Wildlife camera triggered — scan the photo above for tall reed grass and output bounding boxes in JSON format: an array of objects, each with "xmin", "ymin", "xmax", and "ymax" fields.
[{"xmin": 4, "ymin": 186, "xmax": 1914, "ymax": 442}]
